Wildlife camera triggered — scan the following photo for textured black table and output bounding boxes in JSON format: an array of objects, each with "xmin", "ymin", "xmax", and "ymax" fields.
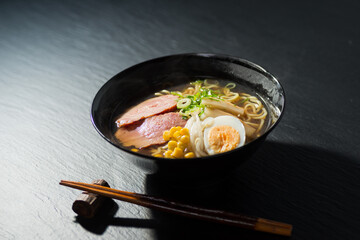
[{"xmin": 1, "ymin": 0, "xmax": 359, "ymax": 239}]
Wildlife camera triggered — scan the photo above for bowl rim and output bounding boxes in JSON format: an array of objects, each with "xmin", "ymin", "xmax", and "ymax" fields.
[{"xmin": 91, "ymin": 52, "xmax": 286, "ymax": 163}]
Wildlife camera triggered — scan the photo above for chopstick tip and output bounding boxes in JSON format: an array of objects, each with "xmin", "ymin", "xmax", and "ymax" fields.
[
  {"xmin": 59, "ymin": 180, "xmax": 71, "ymax": 186},
  {"xmin": 255, "ymin": 218, "xmax": 293, "ymax": 237}
]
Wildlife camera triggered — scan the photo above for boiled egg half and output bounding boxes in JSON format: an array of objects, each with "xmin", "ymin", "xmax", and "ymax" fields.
[{"xmin": 203, "ymin": 115, "xmax": 246, "ymax": 155}]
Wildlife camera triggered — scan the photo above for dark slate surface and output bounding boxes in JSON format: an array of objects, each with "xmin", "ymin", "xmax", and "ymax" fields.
[{"xmin": 1, "ymin": 0, "xmax": 359, "ymax": 239}]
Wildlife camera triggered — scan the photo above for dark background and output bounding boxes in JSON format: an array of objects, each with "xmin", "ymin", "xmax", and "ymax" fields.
[{"xmin": 1, "ymin": 0, "xmax": 359, "ymax": 239}]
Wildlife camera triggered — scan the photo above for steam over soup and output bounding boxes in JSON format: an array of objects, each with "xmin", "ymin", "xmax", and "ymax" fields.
[{"xmin": 114, "ymin": 79, "xmax": 270, "ymax": 158}]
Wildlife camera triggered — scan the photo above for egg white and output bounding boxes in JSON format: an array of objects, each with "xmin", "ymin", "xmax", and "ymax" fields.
[{"xmin": 203, "ymin": 115, "xmax": 246, "ymax": 155}]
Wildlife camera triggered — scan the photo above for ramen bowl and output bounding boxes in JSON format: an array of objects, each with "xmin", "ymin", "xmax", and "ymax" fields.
[{"xmin": 91, "ymin": 53, "xmax": 285, "ymax": 179}]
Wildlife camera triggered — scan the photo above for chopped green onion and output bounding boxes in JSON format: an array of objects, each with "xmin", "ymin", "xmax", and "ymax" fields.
[
  {"xmin": 240, "ymin": 97, "xmax": 249, "ymax": 104},
  {"xmin": 177, "ymin": 98, "xmax": 191, "ymax": 109},
  {"xmin": 170, "ymin": 91, "xmax": 183, "ymax": 97},
  {"xmin": 190, "ymin": 80, "xmax": 204, "ymax": 85},
  {"xmin": 175, "ymin": 83, "xmax": 224, "ymax": 119}
]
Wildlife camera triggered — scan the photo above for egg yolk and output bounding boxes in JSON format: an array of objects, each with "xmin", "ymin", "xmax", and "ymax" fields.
[{"xmin": 208, "ymin": 125, "xmax": 240, "ymax": 153}]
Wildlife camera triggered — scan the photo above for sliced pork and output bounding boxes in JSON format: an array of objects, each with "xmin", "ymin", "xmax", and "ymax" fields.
[
  {"xmin": 116, "ymin": 95, "xmax": 178, "ymax": 127},
  {"xmin": 115, "ymin": 112, "xmax": 187, "ymax": 148}
]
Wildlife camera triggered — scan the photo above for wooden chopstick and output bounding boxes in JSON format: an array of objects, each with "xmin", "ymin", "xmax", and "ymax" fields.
[{"xmin": 60, "ymin": 180, "xmax": 292, "ymax": 236}]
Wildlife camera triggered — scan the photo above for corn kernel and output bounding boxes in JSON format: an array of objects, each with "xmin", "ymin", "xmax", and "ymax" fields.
[
  {"xmin": 168, "ymin": 140, "xmax": 177, "ymax": 150},
  {"xmin": 171, "ymin": 147, "xmax": 183, "ymax": 158},
  {"xmin": 131, "ymin": 148, "xmax": 139, "ymax": 152},
  {"xmin": 184, "ymin": 152, "xmax": 195, "ymax": 158},
  {"xmin": 175, "ymin": 126, "xmax": 182, "ymax": 131},
  {"xmin": 179, "ymin": 135, "xmax": 190, "ymax": 144},
  {"xmin": 164, "ymin": 150, "xmax": 173, "ymax": 158},
  {"xmin": 163, "ymin": 130, "xmax": 170, "ymax": 141},
  {"xmin": 173, "ymin": 131, "xmax": 181, "ymax": 140},
  {"xmin": 177, "ymin": 142, "xmax": 187, "ymax": 150},
  {"xmin": 180, "ymin": 128, "xmax": 189, "ymax": 136},
  {"xmin": 154, "ymin": 154, "xmax": 163, "ymax": 158},
  {"xmin": 169, "ymin": 127, "xmax": 177, "ymax": 136}
]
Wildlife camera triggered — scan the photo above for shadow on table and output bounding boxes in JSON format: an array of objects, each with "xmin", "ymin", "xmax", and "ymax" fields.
[
  {"xmin": 75, "ymin": 141, "xmax": 359, "ymax": 239},
  {"xmin": 74, "ymin": 198, "xmax": 119, "ymax": 234},
  {"xmin": 74, "ymin": 198, "xmax": 161, "ymax": 234},
  {"xmin": 144, "ymin": 141, "xmax": 360, "ymax": 240}
]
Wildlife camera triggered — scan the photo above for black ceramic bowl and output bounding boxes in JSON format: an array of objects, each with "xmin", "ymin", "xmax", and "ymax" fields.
[{"xmin": 91, "ymin": 53, "xmax": 285, "ymax": 179}]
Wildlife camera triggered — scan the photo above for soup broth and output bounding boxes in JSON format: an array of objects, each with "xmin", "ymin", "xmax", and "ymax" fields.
[{"xmin": 112, "ymin": 79, "xmax": 272, "ymax": 158}]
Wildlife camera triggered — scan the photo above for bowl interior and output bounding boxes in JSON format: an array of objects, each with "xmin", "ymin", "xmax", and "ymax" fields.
[{"xmin": 91, "ymin": 53, "xmax": 285, "ymax": 164}]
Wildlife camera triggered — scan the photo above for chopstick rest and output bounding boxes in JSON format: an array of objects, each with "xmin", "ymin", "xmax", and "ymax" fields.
[{"xmin": 71, "ymin": 179, "xmax": 110, "ymax": 218}]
